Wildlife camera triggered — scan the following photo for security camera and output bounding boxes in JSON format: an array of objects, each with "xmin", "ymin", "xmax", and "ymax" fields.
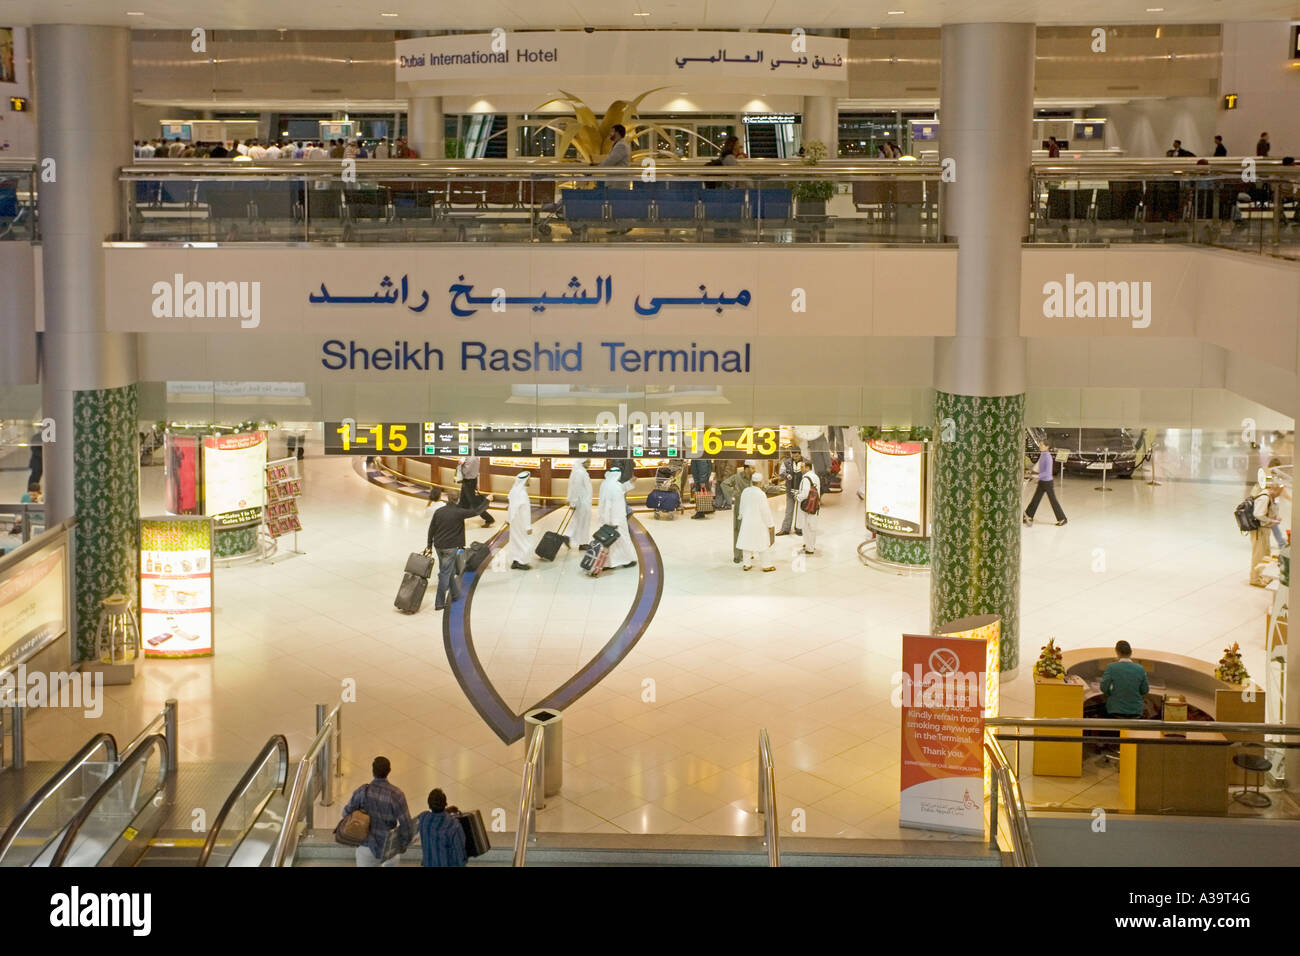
[{"xmin": 584, "ymin": 26, "xmax": 595, "ymax": 33}]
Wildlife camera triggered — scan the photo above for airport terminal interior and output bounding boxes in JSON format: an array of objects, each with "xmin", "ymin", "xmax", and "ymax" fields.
[{"xmin": 1, "ymin": 0, "xmax": 1300, "ymax": 873}]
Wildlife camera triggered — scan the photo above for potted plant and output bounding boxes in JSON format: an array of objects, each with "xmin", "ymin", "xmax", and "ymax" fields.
[
  {"xmin": 1215, "ymin": 642, "xmax": 1250, "ymax": 685},
  {"xmin": 792, "ymin": 139, "xmax": 834, "ymax": 217},
  {"xmin": 1034, "ymin": 639, "xmax": 1065, "ymax": 679}
]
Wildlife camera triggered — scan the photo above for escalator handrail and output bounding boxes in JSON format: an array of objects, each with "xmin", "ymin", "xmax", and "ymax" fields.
[
  {"xmin": 49, "ymin": 733, "xmax": 168, "ymax": 868},
  {"xmin": 0, "ymin": 733, "xmax": 118, "ymax": 866},
  {"xmin": 197, "ymin": 734, "xmax": 289, "ymax": 868}
]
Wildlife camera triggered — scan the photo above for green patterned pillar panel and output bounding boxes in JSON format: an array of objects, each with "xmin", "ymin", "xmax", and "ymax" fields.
[
  {"xmin": 930, "ymin": 391, "xmax": 1024, "ymax": 672},
  {"xmin": 73, "ymin": 385, "xmax": 140, "ymax": 660}
]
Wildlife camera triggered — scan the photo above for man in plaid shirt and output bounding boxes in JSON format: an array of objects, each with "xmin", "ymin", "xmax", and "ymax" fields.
[{"xmin": 342, "ymin": 756, "xmax": 413, "ymax": 867}]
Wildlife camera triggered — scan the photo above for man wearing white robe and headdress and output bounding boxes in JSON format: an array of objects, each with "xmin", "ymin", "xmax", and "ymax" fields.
[
  {"xmin": 507, "ymin": 472, "xmax": 533, "ymax": 570},
  {"xmin": 737, "ymin": 472, "xmax": 776, "ymax": 571},
  {"xmin": 567, "ymin": 459, "xmax": 594, "ymax": 551},
  {"xmin": 596, "ymin": 467, "xmax": 638, "ymax": 568}
]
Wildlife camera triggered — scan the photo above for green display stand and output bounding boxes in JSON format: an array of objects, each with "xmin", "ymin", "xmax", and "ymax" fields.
[
  {"xmin": 877, "ymin": 533, "xmax": 930, "ymax": 566},
  {"xmin": 214, "ymin": 525, "xmax": 259, "ymax": 558}
]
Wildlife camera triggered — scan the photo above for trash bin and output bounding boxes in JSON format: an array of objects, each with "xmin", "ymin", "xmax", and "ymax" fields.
[{"xmin": 523, "ymin": 708, "xmax": 562, "ymax": 797}]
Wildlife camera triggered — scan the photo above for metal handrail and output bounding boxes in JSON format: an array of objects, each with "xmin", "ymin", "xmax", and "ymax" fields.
[
  {"xmin": 49, "ymin": 733, "xmax": 169, "ymax": 867},
  {"xmin": 197, "ymin": 734, "xmax": 290, "ymax": 868},
  {"xmin": 0, "ymin": 733, "xmax": 117, "ymax": 865},
  {"xmin": 121, "ymin": 158, "xmax": 946, "ymax": 181},
  {"xmin": 984, "ymin": 731, "xmax": 1038, "ymax": 867},
  {"xmin": 757, "ymin": 728, "xmax": 780, "ymax": 867},
  {"xmin": 512, "ymin": 728, "xmax": 545, "ymax": 867},
  {"xmin": 989, "ymin": 717, "xmax": 1300, "ymax": 735},
  {"xmin": 270, "ymin": 699, "xmax": 344, "ymax": 867}
]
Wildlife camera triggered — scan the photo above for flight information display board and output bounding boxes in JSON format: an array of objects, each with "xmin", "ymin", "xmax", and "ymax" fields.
[{"xmin": 325, "ymin": 422, "xmax": 781, "ymax": 459}]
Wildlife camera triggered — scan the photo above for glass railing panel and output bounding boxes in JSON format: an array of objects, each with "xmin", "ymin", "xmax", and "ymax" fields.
[
  {"xmin": 1, "ymin": 759, "xmax": 116, "ymax": 867},
  {"xmin": 203, "ymin": 748, "xmax": 285, "ymax": 867},
  {"xmin": 51, "ymin": 738, "xmax": 166, "ymax": 867},
  {"xmin": 0, "ymin": 165, "xmax": 36, "ymax": 242}
]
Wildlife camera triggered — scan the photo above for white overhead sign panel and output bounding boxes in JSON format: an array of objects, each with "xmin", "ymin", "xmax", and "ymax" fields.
[{"xmin": 394, "ymin": 30, "xmax": 850, "ymax": 96}]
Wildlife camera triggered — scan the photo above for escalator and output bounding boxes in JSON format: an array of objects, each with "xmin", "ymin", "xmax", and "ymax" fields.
[{"xmin": 0, "ymin": 723, "xmax": 292, "ymax": 866}]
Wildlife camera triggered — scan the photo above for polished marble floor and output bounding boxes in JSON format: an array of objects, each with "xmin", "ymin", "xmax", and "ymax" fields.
[{"xmin": 8, "ymin": 452, "xmax": 1281, "ymax": 838}]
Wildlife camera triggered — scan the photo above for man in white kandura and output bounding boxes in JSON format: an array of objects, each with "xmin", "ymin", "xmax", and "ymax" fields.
[
  {"xmin": 596, "ymin": 467, "xmax": 638, "ymax": 569},
  {"xmin": 567, "ymin": 458, "xmax": 594, "ymax": 551},
  {"xmin": 507, "ymin": 471, "xmax": 533, "ymax": 570},
  {"xmin": 737, "ymin": 472, "xmax": 776, "ymax": 571},
  {"xmin": 794, "ymin": 459, "xmax": 821, "ymax": 555}
]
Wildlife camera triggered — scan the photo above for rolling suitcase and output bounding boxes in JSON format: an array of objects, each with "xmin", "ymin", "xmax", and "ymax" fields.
[
  {"xmin": 463, "ymin": 540, "xmax": 491, "ymax": 572},
  {"xmin": 394, "ymin": 549, "xmax": 433, "ymax": 613},
  {"xmin": 456, "ymin": 809, "xmax": 491, "ymax": 858},
  {"xmin": 580, "ymin": 540, "xmax": 609, "ymax": 577},
  {"xmin": 535, "ymin": 508, "xmax": 573, "ymax": 561}
]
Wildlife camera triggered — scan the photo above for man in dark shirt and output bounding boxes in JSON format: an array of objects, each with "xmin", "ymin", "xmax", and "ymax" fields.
[
  {"xmin": 1212, "ymin": 135, "xmax": 1228, "ymax": 157},
  {"xmin": 209, "ymin": 142, "xmax": 229, "ymax": 158},
  {"xmin": 342, "ymin": 756, "xmax": 413, "ymax": 867},
  {"xmin": 1166, "ymin": 140, "xmax": 1195, "ymax": 157},
  {"xmin": 427, "ymin": 493, "xmax": 488, "ymax": 610},
  {"xmin": 1256, "ymin": 132, "xmax": 1270, "ymax": 157},
  {"xmin": 1100, "ymin": 640, "xmax": 1149, "ymax": 718},
  {"xmin": 415, "ymin": 788, "xmax": 468, "ymax": 867}
]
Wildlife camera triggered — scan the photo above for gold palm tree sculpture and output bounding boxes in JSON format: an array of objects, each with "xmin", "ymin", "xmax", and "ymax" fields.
[{"xmin": 532, "ymin": 88, "xmax": 715, "ymax": 162}]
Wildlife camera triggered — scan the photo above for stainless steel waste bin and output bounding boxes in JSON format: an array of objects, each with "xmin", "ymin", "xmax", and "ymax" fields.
[{"xmin": 523, "ymin": 708, "xmax": 562, "ymax": 797}]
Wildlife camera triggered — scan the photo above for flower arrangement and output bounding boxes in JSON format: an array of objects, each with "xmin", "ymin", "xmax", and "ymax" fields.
[
  {"xmin": 792, "ymin": 139, "xmax": 835, "ymax": 203},
  {"xmin": 1215, "ymin": 642, "xmax": 1250, "ymax": 685},
  {"xmin": 1034, "ymin": 639, "xmax": 1065, "ymax": 678}
]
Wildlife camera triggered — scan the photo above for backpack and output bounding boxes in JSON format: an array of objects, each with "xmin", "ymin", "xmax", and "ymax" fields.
[
  {"xmin": 800, "ymin": 475, "xmax": 821, "ymax": 515},
  {"xmin": 1234, "ymin": 494, "xmax": 1265, "ymax": 533}
]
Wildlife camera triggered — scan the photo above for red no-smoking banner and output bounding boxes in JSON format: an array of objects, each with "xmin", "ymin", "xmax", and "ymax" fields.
[{"xmin": 898, "ymin": 632, "xmax": 987, "ymax": 834}]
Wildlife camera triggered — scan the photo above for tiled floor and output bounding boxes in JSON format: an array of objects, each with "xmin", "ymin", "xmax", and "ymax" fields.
[{"xmin": 7, "ymin": 452, "xmax": 1282, "ymax": 838}]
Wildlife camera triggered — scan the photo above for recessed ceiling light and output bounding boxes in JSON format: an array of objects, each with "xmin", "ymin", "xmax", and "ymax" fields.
[
  {"xmin": 887, "ymin": 9, "xmax": 905, "ymax": 14},
  {"xmin": 1146, "ymin": 6, "xmax": 1164, "ymax": 10},
  {"xmin": 381, "ymin": 11, "xmax": 399, "ymax": 15},
  {"xmin": 634, "ymin": 11, "xmax": 651, "ymax": 15},
  {"xmin": 125, "ymin": 10, "xmax": 144, "ymax": 14}
]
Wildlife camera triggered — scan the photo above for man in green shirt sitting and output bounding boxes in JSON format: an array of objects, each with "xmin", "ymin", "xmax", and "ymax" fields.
[{"xmin": 1100, "ymin": 641, "xmax": 1149, "ymax": 718}]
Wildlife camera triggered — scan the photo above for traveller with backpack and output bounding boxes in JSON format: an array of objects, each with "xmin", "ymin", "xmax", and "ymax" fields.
[
  {"xmin": 795, "ymin": 459, "xmax": 822, "ymax": 555},
  {"xmin": 1242, "ymin": 484, "xmax": 1284, "ymax": 587}
]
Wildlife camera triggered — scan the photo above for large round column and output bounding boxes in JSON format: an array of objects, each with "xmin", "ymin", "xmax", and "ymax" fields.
[
  {"xmin": 802, "ymin": 96, "xmax": 838, "ymax": 153},
  {"xmin": 409, "ymin": 95, "xmax": 444, "ymax": 159},
  {"xmin": 35, "ymin": 25, "xmax": 138, "ymax": 661},
  {"xmin": 930, "ymin": 24, "xmax": 1035, "ymax": 674}
]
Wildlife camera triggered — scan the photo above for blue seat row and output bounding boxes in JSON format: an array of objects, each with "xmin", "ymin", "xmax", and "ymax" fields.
[{"xmin": 560, "ymin": 186, "xmax": 792, "ymax": 222}]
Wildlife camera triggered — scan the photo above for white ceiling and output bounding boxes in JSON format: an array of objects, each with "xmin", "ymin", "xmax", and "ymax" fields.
[{"xmin": 3, "ymin": 0, "xmax": 1298, "ymax": 29}]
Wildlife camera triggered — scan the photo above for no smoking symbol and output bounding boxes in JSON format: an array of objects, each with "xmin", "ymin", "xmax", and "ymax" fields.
[{"xmin": 928, "ymin": 648, "xmax": 960, "ymax": 675}]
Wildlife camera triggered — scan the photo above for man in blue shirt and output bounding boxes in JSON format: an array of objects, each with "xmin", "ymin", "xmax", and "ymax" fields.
[
  {"xmin": 342, "ymin": 756, "xmax": 413, "ymax": 867},
  {"xmin": 1100, "ymin": 641, "xmax": 1149, "ymax": 718},
  {"xmin": 415, "ymin": 788, "xmax": 468, "ymax": 867}
]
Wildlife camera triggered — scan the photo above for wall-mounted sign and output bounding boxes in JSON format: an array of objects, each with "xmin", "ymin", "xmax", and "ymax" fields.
[
  {"xmin": 394, "ymin": 30, "xmax": 849, "ymax": 96},
  {"xmin": 8, "ymin": 96, "xmax": 26, "ymax": 112},
  {"xmin": 202, "ymin": 431, "xmax": 267, "ymax": 527},
  {"xmin": 865, "ymin": 439, "xmax": 927, "ymax": 537},
  {"xmin": 742, "ymin": 114, "xmax": 797, "ymax": 124},
  {"xmin": 0, "ymin": 537, "xmax": 68, "ymax": 674},
  {"xmin": 1223, "ymin": 93, "xmax": 1239, "ymax": 110},
  {"xmin": 1292, "ymin": 25, "xmax": 1300, "ymax": 59},
  {"xmin": 897, "ymin": 631, "xmax": 987, "ymax": 835},
  {"xmin": 139, "ymin": 516, "xmax": 214, "ymax": 658}
]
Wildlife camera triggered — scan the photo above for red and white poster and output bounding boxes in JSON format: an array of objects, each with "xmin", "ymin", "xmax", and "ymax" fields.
[{"xmin": 897, "ymin": 632, "xmax": 988, "ymax": 834}]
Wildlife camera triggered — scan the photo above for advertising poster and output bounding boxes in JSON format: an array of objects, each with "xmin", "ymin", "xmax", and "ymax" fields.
[
  {"xmin": 140, "ymin": 517, "xmax": 214, "ymax": 658},
  {"xmin": 164, "ymin": 434, "xmax": 201, "ymax": 515},
  {"xmin": 0, "ymin": 544, "xmax": 67, "ymax": 672},
  {"xmin": 202, "ymin": 431, "xmax": 267, "ymax": 525},
  {"xmin": 0, "ymin": 29, "xmax": 14, "ymax": 84},
  {"xmin": 897, "ymin": 632, "xmax": 988, "ymax": 834},
  {"xmin": 865, "ymin": 440, "xmax": 926, "ymax": 536}
]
